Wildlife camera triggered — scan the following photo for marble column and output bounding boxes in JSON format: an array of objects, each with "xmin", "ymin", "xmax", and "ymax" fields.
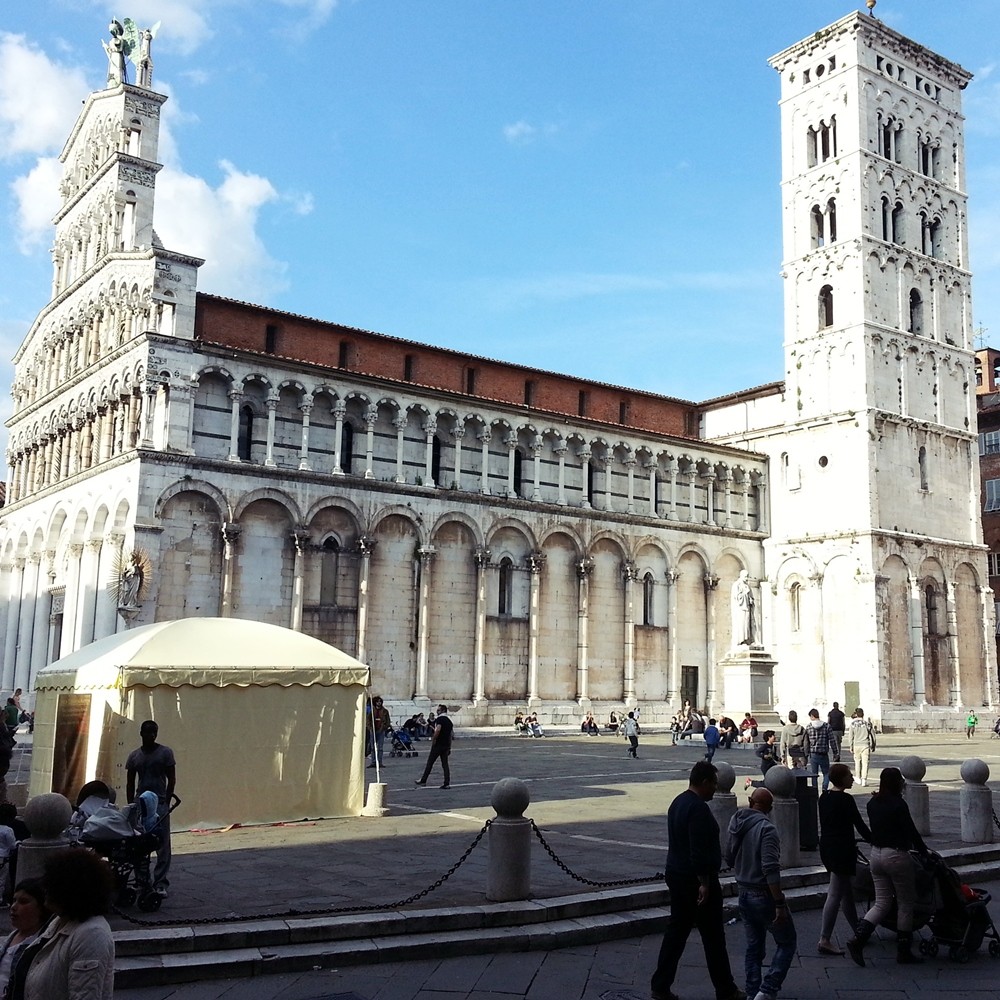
[
  {"xmin": 704, "ymin": 572, "xmax": 719, "ymax": 711},
  {"xmin": 666, "ymin": 570, "xmax": 680, "ymax": 702},
  {"xmin": 297, "ymin": 403, "xmax": 313, "ymax": 471},
  {"xmin": 472, "ymin": 546, "xmax": 491, "ymax": 705},
  {"xmin": 14, "ymin": 555, "xmax": 40, "ymax": 693},
  {"xmin": 945, "ymin": 581, "xmax": 961, "ymax": 707},
  {"xmin": 290, "ymin": 529, "xmax": 308, "ymax": 630},
  {"xmin": 555, "ymin": 439, "xmax": 567, "ymax": 505},
  {"xmin": 576, "ymin": 556, "xmax": 594, "ymax": 702},
  {"xmin": 227, "ymin": 389, "xmax": 243, "ymax": 462},
  {"xmin": 579, "ymin": 448, "xmax": 592, "ymax": 509},
  {"xmin": 2, "ymin": 560, "xmax": 24, "ymax": 691},
  {"xmin": 527, "ymin": 551, "xmax": 545, "ymax": 705},
  {"xmin": 332, "ymin": 401, "xmax": 346, "ymax": 475},
  {"xmin": 414, "ymin": 547, "xmax": 435, "ymax": 699},
  {"xmin": 423, "ymin": 419, "xmax": 437, "ymax": 486},
  {"xmin": 363, "ymin": 405, "xmax": 377, "ymax": 479},
  {"xmin": 622, "ymin": 560, "xmax": 637, "ymax": 703},
  {"xmin": 220, "ymin": 523, "xmax": 241, "ymax": 618},
  {"xmin": 265, "ymin": 396, "xmax": 278, "ymax": 467},
  {"xmin": 908, "ymin": 575, "xmax": 927, "ymax": 706},
  {"xmin": 355, "ymin": 535, "xmax": 376, "ymax": 662},
  {"xmin": 453, "ymin": 425, "xmax": 465, "ymax": 490},
  {"xmin": 393, "ymin": 415, "xmax": 407, "ymax": 483},
  {"xmin": 478, "ymin": 430, "xmax": 491, "ymax": 494}
]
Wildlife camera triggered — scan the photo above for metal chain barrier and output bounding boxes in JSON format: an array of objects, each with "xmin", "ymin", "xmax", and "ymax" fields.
[
  {"xmin": 110, "ymin": 818, "xmax": 492, "ymax": 928},
  {"xmin": 530, "ymin": 818, "xmax": 664, "ymax": 888}
]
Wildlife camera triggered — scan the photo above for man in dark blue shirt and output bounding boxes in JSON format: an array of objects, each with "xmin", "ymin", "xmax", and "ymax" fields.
[{"xmin": 651, "ymin": 761, "xmax": 744, "ymax": 1000}]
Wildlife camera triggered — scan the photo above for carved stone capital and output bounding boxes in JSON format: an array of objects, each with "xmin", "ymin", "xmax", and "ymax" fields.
[
  {"xmin": 704, "ymin": 572, "xmax": 720, "ymax": 591},
  {"xmin": 576, "ymin": 556, "xmax": 595, "ymax": 579},
  {"xmin": 472, "ymin": 545, "xmax": 492, "ymax": 568},
  {"xmin": 357, "ymin": 535, "xmax": 377, "ymax": 556},
  {"xmin": 526, "ymin": 550, "xmax": 546, "ymax": 574},
  {"xmin": 221, "ymin": 522, "xmax": 242, "ymax": 546}
]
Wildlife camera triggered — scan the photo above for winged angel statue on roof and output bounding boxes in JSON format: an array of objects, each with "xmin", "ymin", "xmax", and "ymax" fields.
[{"xmin": 103, "ymin": 18, "xmax": 160, "ymax": 89}]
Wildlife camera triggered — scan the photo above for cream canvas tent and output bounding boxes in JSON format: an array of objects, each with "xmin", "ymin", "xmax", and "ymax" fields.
[{"xmin": 30, "ymin": 618, "xmax": 369, "ymax": 828}]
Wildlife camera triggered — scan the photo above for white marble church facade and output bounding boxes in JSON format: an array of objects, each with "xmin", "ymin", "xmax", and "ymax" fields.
[{"xmin": 1, "ymin": 11, "xmax": 996, "ymax": 728}]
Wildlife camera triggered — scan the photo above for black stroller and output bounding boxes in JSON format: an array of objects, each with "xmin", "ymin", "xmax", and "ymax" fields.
[
  {"xmin": 73, "ymin": 780, "xmax": 180, "ymax": 912},
  {"xmin": 919, "ymin": 857, "xmax": 1000, "ymax": 961},
  {"xmin": 388, "ymin": 723, "xmax": 419, "ymax": 758}
]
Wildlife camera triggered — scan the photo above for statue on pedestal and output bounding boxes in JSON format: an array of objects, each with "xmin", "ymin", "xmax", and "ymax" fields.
[{"xmin": 731, "ymin": 569, "xmax": 755, "ymax": 647}]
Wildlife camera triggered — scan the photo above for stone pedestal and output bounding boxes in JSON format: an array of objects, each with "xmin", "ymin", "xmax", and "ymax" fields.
[
  {"xmin": 764, "ymin": 766, "xmax": 800, "ymax": 869},
  {"xmin": 708, "ymin": 762, "xmax": 737, "ymax": 858},
  {"xmin": 18, "ymin": 793, "xmax": 72, "ymax": 883},
  {"xmin": 487, "ymin": 778, "xmax": 531, "ymax": 902},
  {"xmin": 362, "ymin": 782, "xmax": 389, "ymax": 818},
  {"xmin": 901, "ymin": 755, "xmax": 930, "ymax": 836},
  {"xmin": 960, "ymin": 759, "xmax": 994, "ymax": 844},
  {"xmin": 720, "ymin": 647, "xmax": 777, "ymax": 715}
]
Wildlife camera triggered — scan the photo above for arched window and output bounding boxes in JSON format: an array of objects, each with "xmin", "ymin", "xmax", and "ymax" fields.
[
  {"xmin": 642, "ymin": 572, "xmax": 655, "ymax": 626},
  {"xmin": 512, "ymin": 448, "xmax": 523, "ymax": 497},
  {"xmin": 925, "ymin": 584, "xmax": 938, "ymax": 635},
  {"xmin": 918, "ymin": 445, "xmax": 928, "ymax": 491},
  {"xmin": 818, "ymin": 285, "xmax": 834, "ymax": 329},
  {"xmin": 826, "ymin": 198, "xmax": 837, "ymax": 242},
  {"xmin": 908, "ymin": 289, "xmax": 924, "ymax": 335},
  {"xmin": 975, "ymin": 357, "xmax": 983, "ymax": 388},
  {"xmin": 586, "ymin": 459, "xmax": 595, "ymax": 506},
  {"xmin": 927, "ymin": 217, "xmax": 941, "ymax": 259},
  {"xmin": 431, "ymin": 436, "xmax": 442, "ymax": 486},
  {"xmin": 341, "ymin": 422, "xmax": 354, "ymax": 474},
  {"xmin": 891, "ymin": 202, "xmax": 904, "ymax": 244},
  {"xmin": 810, "ymin": 205, "xmax": 824, "ymax": 248},
  {"xmin": 320, "ymin": 537, "xmax": 340, "ymax": 606},
  {"xmin": 789, "ymin": 582, "xmax": 802, "ymax": 632},
  {"xmin": 238, "ymin": 405, "xmax": 254, "ymax": 461},
  {"xmin": 881, "ymin": 195, "xmax": 892, "ymax": 241},
  {"xmin": 498, "ymin": 557, "xmax": 514, "ymax": 617}
]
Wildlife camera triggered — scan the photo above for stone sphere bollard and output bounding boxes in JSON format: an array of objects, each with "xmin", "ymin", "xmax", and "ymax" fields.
[
  {"xmin": 764, "ymin": 767, "xmax": 800, "ymax": 869},
  {"xmin": 764, "ymin": 765, "xmax": 795, "ymax": 798},
  {"xmin": 960, "ymin": 758, "xmax": 994, "ymax": 844},
  {"xmin": 900, "ymin": 755, "xmax": 930, "ymax": 836},
  {"xmin": 19, "ymin": 793, "xmax": 73, "ymax": 883},
  {"xmin": 708, "ymin": 762, "xmax": 737, "ymax": 860},
  {"xmin": 487, "ymin": 778, "xmax": 531, "ymax": 902}
]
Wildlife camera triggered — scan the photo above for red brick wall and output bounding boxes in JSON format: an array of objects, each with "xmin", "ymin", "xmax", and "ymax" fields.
[{"xmin": 194, "ymin": 294, "xmax": 696, "ymax": 437}]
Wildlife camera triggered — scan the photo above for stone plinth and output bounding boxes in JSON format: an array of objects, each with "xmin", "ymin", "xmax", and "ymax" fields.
[
  {"xmin": 719, "ymin": 647, "xmax": 777, "ymax": 715},
  {"xmin": 487, "ymin": 778, "xmax": 531, "ymax": 902},
  {"xmin": 18, "ymin": 792, "xmax": 72, "ymax": 883},
  {"xmin": 960, "ymin": 759, "xmax": 994, "ymax": 845},
  {"xmin": 901, "ymin": 755, "xmax": 930, "ymax": 835}
]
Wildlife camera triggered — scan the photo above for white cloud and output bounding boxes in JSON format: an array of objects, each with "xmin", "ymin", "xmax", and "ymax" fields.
[
  {"xmin": 274, "ymin": 0, "xmax": 340, "ymax": 40},
  {"xmin": 0, "ymin": 33, "xmax": 89, "ymax": 161},
  {"xmin": 155, "ymin": 160, "xmax": 289, "ymax": 301},
  {"xmin": 502, "ymin": 119, "xmax": 561, "ymax": 146},
  {"xmin": 11, "ymin": 158, "xmax": 63, "ymax": 252}
]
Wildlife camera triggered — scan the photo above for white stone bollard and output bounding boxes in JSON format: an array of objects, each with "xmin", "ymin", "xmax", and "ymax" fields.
[
  {"xmin": 900, "ymin": 755, "xmax": 930, "ymax": 836},
  {"xmin": 764, "ymin": 766, "xmax": 800, "ymax": 869},
  {"xmin": 709, "ymin": 762, "xmax": 738, "ymax": 859},
  {"xmin": 960, "ymin": 759, "xmax": 994, "ymax": 844},
  {"xmin": 18, "ymin": 793, "xmax": 72, "ymax": 882},
  {"xmin": 487, "ymin": 777, "xmax": 531, "ymax": 902},
  {"xmin": 362, "ymin": 781, "xmax": 389, "ymax": 817}
]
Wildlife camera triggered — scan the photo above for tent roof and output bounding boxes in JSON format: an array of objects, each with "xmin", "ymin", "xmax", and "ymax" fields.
[{"xmin": 35, "ymin": 618, "xmax": 370, "ymax": 691}]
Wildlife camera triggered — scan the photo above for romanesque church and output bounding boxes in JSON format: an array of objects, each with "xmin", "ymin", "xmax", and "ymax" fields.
[{"xmin": 2, "ymin": 10, "xmax": 995, "ymax": 729}]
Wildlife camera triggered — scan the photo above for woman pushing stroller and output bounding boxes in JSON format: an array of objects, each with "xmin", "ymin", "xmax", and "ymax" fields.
[{"xmin": 847, "ymin": 766, "xmax": 930, "ymax": 966}]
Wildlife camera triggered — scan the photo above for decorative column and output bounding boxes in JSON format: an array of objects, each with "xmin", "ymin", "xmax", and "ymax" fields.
[
  {"xmin": 126, "ymin": 392, "xmax": 141, "ymax": 449},
  {"xmin": 576, "ymin": 556, "xmax": 595, "ymax": 703},
  {"xmin": 478, "ymin": 429, "xmax": 491, "ymax": 494},
  {"xmin": 530, "ymin": 436, "xmax": 543, "ymax": 501},
  {"xmin": 505, "ymin": 433, "xmax": 517, "ymax": 498},
  {"xmin": 73, "ymin": 541, "xmax": 101, "ymax": 647},
  {"xmin": 472, "ymin": 546, "xmax": 491, "ymax": 705},
  {"xmin": 598, "ymin": 456, "xmax": 610, "ymax": 510},
  {"xmin": 944, "ymin": 580, "xmax": 961, "ymax": 707},
  {"xmin": 332, "ymin": 401, "xmax": 346, "ymax": 475},
  {"xmin": 452, "ymin": 425, "xmax": 465, "ymax": 490},
  {"xmin": 555, "ymin": 439, "xmax": 567, "ymax": 505},
  {"xmin": 704, "ymin": 472, "xmax": 717, "ymax": 526},
  {"xmin": 908, "ymin": 575, "xmax": 927, "ymax": 706},
  {"xmin": 140, "ymin": 385, "xmax": 157, "ymax": 448},
  {"xmin": 579, "ymin": 448, "xmax": 592, "ymax": 509},
  {"xmin": 687, "ymin": 467, "xmax": 698, "ymax": 523},
  {"xmin": 298, "ymin": 403, "xmax": 313, "ymax": 471},
  {"xmin": 289, "ymin": 529, "xmax": 309, "ymax": 630},
  {"xmin": 704, "ymin": 572, "xmax": 719, "ymax": 711},
  {"xmin": 264, "ymin": 395, "xmax": 278, "ymax": 467},
  {"xmin": 624, "ymin": 452, "xmax": 637, "ymax": 515},
  {"xmin": 61, "ymin": 544, "xmax": 84, "ymax": 659},
  {"xmin": 980, "ymin": 586, "xmax": 1000, "ymax": 708},
  {"xmin": 220, "ymin": 523, "xmax": 241, "ymax": 618},
  {"xmin": 667, "ymin": 458, "xmax": 679, "ymax": 520},
  {"xmin": 622, "ymin": 560, "xmax": 637, "ymax": 704},
  {"xmin": 98, "ymin": 406, "xmax": 114, "ymax": 463},
  {"xmin": 364, "ymin": 405, "xmax": 377, "ymax": 479},
  {"xmin": 227, "ymin": 389, "xmax": 243, "ymax": 462},
  {"xmin": 393, "ymin": 414, "xmax": 407, "ymax": 483},
  {"xmin": 646, "ymin": 459, "xmax": 658, "ymax": 517},
  {"xmin": 14, "ymin": 555, "xmax": 40, "ymax": 692},
  {"xmin": 414, "ymin": 547, "xmax": 435, "ymax": 699},
  {"xmin": 755, "ymin": 476, "xmax": 769, "ymax": 533},
  {"xmin": 721, "ymin": 470, "xmax": 733, "ymax": 528},
  {"xmin": 527, "ymin": 550, "xmax": 545, "ymax": 706},
  {"xmin": 423, "ymin": 419, "xmax": 437, "ymax": 486},
  {"xmin": 2, "ymin": 560, "xmax": 24, "ymax": 691},
  {"xmin": 92, "ymin": 535, "xmax": 120, "ymax": 640},
  {"xmin": 810, "ymin": 570, "xmax": 826, "ymax": 695},
  {"xmin": 666, "ymin": 570, "xmax": 680, "ymax": 702},
  {"xmin": 355, "ymin": 535, "xmax": 377, "ymax": 662}
]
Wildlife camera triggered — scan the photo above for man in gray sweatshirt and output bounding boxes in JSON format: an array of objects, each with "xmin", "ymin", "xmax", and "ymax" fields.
[{"xmin": 725, "ymin": 788, "xmax": 797, "ymax": 1000}]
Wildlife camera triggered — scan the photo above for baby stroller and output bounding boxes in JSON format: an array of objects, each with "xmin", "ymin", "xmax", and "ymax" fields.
[
  {"xmin": 74, "ymin": 780, "xmax": 179, "ymax": 912},
  {"xmin": 918, "ymin": 857, "xmax": 1000, "ymax": 961},
  {"xmin": 389, "ymin": 723, "xmax": 418, "ymax": 758},
  {"xmin": 855, "ymin": 848, "xmax": 939, "ymax": 937}
]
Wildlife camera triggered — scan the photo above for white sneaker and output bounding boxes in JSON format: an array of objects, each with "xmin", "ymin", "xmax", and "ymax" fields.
[{"xmin": 753, "ymin": 992, "xmax": 775, "ymax": 1000}]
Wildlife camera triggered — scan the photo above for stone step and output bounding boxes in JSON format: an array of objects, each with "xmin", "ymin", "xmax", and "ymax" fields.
[{"xmin": 112, "ymin": 844, "xmax": 1000, "ymax": 988}]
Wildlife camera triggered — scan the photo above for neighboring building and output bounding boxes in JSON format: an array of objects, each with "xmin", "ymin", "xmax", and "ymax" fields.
[
  {"xmin": 975, "ymin": 348, "xmax": 1000, "ymax": 659},
  {"xmin": 1, "ymin": 10, "xmax": 996, "ymax": 729}
]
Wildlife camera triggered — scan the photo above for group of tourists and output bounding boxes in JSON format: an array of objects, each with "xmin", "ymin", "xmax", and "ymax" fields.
[{"xmin": 650, "ymin": 755, "xmax": 930, "ymax": 1000}]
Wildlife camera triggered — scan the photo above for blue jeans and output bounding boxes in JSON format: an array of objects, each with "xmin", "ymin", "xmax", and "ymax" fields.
[
  {"xmin": 809, "ymin": 751, "xmax": 830, "ymax": 791},
  {"xmin": 738, "ymin": 888, "xmax": 797, "ymax": 999},
  {"xmin": 705, "ymin": 743, "xmax": 718, "ymax": 762}
]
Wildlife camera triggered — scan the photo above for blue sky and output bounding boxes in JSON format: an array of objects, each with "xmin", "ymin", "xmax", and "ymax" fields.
[{"xmin": 2, "ymin": 2, "xmax": 1000, "ymax": 462}]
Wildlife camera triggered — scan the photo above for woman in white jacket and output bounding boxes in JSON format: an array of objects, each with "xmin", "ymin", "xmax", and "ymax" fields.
[{"xmin": 13, "ymin": 849, "xmax": 115, "ymax": 1000}]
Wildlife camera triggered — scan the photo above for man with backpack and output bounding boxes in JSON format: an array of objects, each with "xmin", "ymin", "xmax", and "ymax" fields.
[{"xmin": 847, "ymin": 708, "xmax": 876, "ymax": 786}]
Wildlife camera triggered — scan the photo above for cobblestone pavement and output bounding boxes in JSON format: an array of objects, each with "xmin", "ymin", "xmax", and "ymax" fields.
[
  {"xmin": 117, "ymin": 873, "xmax": 1000, "ymax": 998},
  {"xmin": 99, "ymin": 728, "xmax": 1000, "ymax": 928}
]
